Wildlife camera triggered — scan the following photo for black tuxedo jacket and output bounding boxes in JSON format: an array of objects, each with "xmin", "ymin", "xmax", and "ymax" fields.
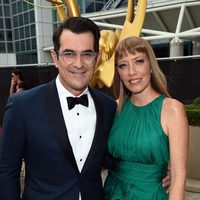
[{"xmin": 0, "ymin": 80, "xmax": 117, "ymax": 200}]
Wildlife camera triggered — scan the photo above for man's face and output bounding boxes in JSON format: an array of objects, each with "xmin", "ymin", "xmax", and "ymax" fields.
[{"xmin": 51, "ymin": 30, "xmax": 99, "ymax": 96}]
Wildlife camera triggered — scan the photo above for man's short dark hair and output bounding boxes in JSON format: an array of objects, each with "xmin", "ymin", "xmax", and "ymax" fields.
[{"xmin": 53, "ymin": 17, "xmax": 100, "ymax": 53}]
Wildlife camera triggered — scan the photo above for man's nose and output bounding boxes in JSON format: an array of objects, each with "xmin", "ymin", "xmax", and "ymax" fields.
[{"xmin": 73, "ymin": 54, "xmax": 83, "ymax": 68}]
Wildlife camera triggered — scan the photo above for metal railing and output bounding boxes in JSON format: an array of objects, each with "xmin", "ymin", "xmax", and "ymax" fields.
[
  {"xmin": 101, "ymin": 0, "xmax": 123, "ymax": 11},
  {"xmin": 100, "ymin": 0, "xmax": 198, "ymax": 12}
]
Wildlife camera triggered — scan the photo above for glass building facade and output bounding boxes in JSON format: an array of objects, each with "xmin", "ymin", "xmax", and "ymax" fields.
[
  {"xmin": 1, "ymin": 0, "xmax": 198, "ymax": 66},
  {"xmin": 0, "ymin": 0, "xmax": 13, "ymax": 53},
  {"xmin": 12, "ymin": 0, "xmax": 37, "ymax": 64},
  {"xmin": 0, "ymin": 0, "xmax": 39, "ymax": 65},
  {"xmin": 1, "ymin": 0, "xmax": 119, "ymax": 66},
  {"xmin": 77, "ymin": 0, "xmax": 127, "ymax": 13}
]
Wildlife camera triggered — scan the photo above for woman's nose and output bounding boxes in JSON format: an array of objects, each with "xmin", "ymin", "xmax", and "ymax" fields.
[{"xmin": 128, "ymin": 64, "xmax": 137, "ymax": 75}]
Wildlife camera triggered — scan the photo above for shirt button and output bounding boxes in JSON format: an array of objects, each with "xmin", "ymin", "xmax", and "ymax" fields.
[
  {"xmin": 80, "ymin": 159, "xmax": 82, "ymax": 162},
  {"xmin": 79, "ymin": 136, "xmax": 82, "ymax": 139},
  {"xmin": 77, "ymin": 113, "xmax": 79, "ymax": 116}
]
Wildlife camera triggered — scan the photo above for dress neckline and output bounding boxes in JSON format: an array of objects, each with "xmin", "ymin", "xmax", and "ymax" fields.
[{"xmin": 128, "ymin": 95, "xmax": 163, "ymax": 108}]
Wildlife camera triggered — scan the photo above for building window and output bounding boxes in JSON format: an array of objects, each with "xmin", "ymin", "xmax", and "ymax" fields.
[
  {"xmin": 0, "ymin": 30, "xmax": 5, "ymax": 41},
  {"xmin": 24, "ymin": 12, "xmax": 29, "ymax": 24},
  {"xmin": 29, "ymin": 10, "xmax": 35, "ymax": 23},
  {"xmin": 18, "ymin": 14, "xmax": 23, "ymax": 26},
  {"xmin": 16, "ymin": 41, "xmax": 20, "ymax": 52},
  {"xmin": 7, "ymin": 42, "xmax": 14, "ymax": 53},
  {"xmin": 19, "ymin": 27, "xmax": 25, "ymax": 39},
  {"xmin": 17, "ymin": 1, "xmax": 22, "ymax": 13},
  {"xmin": 12, "ymin": 3, "xmax": 17, "ymax": 15},
  {"xmin": 13, "ymin": 16, "xmax": 18, "ymax": 27},
  {"xmin": 25, "ymin": 26, "xmax": 30, "ymax": 38},
  {"xmin": 0, "ymin": 18, "xmax": 4, "ymax": 29},
  {"xmin": 0, "ymin": 42, "xmax": 6, "ymax": 52},
  {"xmin": 6, "ymin": 31, "xmax": 12, "ymax": 41},
  {"xmin": 30, "ymin": 24, "xmax": 36, "ymax": 37},
  {"xmin": 20, "ymin": 40, "xmax": 25, "ymax": 52},
  {"xmin": 4, "ymin": 5, "xmax": 10, "ymax": 17},
  {"xmin": 14, "ymin": 29, "xmax": 19, "ymax": 40},
  {"xmin": 31, "ymin": 38, "xmax": 36, "ymax": 50},
  {"xmin": 5, "ymin": 18, "xmax": 11, "ymax": 29},
  {"xmin": 3, "ymin": 0, "xmax": 10, "ymax": 4},
  {"xmin": 0, "ymin": 5, "xmax": 2, "ymax": 16},
  {"xmin": 22, "ymin": 0, "xmax": 28, "ymax": 11},
  {"xmin": 26, "ymin": 39, "xmax": 31, "ymax": 50}
]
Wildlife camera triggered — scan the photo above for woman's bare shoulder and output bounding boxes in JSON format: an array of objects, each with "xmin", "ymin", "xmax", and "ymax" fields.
[{"xmin": 163, "ymin": 97, "xmax": 185, "ymax": 115}]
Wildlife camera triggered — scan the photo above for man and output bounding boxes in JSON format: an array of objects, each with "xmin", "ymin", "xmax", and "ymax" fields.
[{"xmin": 0, "ymin": 17, "xmax": 117, "ymax": 200}]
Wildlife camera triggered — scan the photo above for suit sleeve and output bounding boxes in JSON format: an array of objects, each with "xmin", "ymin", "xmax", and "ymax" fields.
[{"xmin": 0, "ymin": 95, "xmax": 25, "ymax": 200}]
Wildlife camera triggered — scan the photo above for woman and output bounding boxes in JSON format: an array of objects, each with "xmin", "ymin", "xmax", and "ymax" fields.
[
  {"xmin": 9, "ymin": 69, "xmax": 26, "ymax": 95},
  {"xmin": 104, "ymin": 36, "xmax": 189, "ymax": 200}
]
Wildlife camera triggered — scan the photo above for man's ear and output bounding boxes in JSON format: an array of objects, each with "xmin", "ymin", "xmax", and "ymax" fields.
[{"xmin": 51, "ymin": 50, "xmax": 59, "ymax": 68}]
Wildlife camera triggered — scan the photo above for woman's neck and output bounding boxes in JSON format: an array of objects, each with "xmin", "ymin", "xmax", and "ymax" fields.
[{"xmin": 130, "ymin": 90, "xmax": 160, "ymax": 107}]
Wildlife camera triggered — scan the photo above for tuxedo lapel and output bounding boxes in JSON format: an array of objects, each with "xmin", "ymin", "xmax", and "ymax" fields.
[
  {"xmin": 82, "ymin": 88, "xmax": 104, "ymax": 173},
  {"xmin": 46, "ymin": 80, "xmax": 79, "ymax": 171}
]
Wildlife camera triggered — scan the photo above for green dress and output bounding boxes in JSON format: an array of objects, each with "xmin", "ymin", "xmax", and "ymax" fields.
[{"xmin": 104, "ymin": 95, "xmax": 169, "ymax": 200}]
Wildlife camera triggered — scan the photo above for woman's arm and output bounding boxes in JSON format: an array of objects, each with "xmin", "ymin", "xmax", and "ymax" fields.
[
  {"xmin": 162, "ymin": 98, "xmax": 189, "ymax": 200},
  {"xmin": 9, "ymin": 79, "xmax": 16, "ymax": 96},
  {"xmin": 16, "ymin": 82, "xmax": 26, "ymax": 93},
  {"xmin": 16, "ymin": 88, "xmax": 25, "ymax": 93}
]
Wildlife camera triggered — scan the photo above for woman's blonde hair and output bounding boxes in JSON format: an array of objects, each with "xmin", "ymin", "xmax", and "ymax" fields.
[{"xmin": 113, "ymin": 36, "xmax": 170, "ymax": 112}]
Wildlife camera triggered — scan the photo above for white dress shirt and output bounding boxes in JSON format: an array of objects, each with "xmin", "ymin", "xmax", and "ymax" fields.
[{"xmin": 56, "ymin": 76, "xmax": 97, "ymax": 200}]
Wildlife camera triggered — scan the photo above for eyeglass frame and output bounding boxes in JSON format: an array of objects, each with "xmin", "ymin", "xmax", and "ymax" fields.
[{"xmin": 57, "ymin": 49, "xmax": 98, "ymax": 65}]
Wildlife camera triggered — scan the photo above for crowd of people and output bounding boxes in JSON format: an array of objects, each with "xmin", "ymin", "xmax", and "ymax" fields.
[{"xmin": 0, "ymin": 16, "xmax": 188, "ymax": 200}]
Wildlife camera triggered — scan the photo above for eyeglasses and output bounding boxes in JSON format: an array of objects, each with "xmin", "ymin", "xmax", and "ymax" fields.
[{"xmin": 57, "ymin": 50, "xmax": 98, "ymax": 65}]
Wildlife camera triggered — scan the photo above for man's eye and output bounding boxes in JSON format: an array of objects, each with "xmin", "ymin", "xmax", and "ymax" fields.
[
  {"xmin": 63, "ymin": 52, "xmax": 75, "ymax": 57},
  {"xmin": 82, "ymin": 52, "xmax": 95, "ymax": 58}
]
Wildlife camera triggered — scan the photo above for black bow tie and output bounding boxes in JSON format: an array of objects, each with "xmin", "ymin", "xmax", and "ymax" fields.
[{"xmin": 67, "ymin": 94, "xmax": 88, "ymax": 110}]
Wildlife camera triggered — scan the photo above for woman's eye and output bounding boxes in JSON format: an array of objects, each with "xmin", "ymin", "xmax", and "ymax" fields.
[
  {"xmin": 136, "ymin": 59, "xmax": 144, "ymax": 64},
  {"xmin": 117, "ymin": 63, "xmax": 127, "ymax": 69}
]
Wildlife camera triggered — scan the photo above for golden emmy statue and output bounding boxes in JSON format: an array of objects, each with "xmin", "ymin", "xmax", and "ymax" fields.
[{"xmin": 47, "ymin": 0, "xmax": 147, "ymax": 88}]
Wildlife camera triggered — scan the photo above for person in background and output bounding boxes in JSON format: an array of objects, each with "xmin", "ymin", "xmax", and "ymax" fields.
[
  {"xmin": 104, "ymin": 36, "xmax": 189, "ymax": 200},
  {"xmin": 9, "ymin": 69, "xmax": 26, "ymax": 95}
]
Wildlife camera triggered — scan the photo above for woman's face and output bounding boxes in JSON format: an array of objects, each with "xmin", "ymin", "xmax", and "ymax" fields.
[{"xmin": 116, "ymin": 51, "xmax": 152, "ymax": 95}]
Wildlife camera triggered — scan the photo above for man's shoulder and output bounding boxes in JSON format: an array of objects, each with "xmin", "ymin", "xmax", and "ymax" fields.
[
  {"xmin": 90, "ymin": 88, "xmax": 115, "ymax": 102},
  {"xmin": 11, "ymin": 81, "xmax": 53, "ymax": 101},
  {"xmin": 90, "ymin": 88, "xmax": 117, "ymax": 112}
]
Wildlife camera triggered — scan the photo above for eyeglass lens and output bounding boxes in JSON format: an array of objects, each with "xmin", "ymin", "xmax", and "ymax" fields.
[{"xmin": 59, "ymin": 50, "xmax": 97, "ymax": 64}]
